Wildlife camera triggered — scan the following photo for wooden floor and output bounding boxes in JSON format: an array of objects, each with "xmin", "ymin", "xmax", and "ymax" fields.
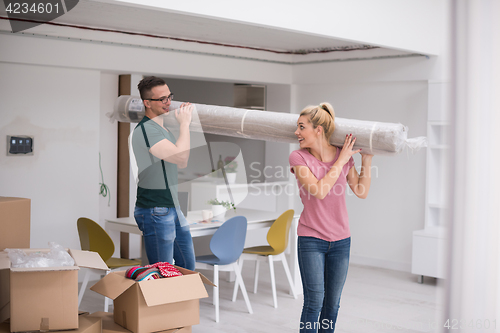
[{"xmin": 79, "ymin": 263, "xmax": 442, "ymax": 333}]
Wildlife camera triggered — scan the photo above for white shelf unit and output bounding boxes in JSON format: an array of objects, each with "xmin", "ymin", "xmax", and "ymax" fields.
[
  {"xmin": 411, "ymin": 82, "xmax": 449, "ymax": 283},
  {"xmin": 425, "ymin": 122, "xmax": 449, "ymax": 229}
]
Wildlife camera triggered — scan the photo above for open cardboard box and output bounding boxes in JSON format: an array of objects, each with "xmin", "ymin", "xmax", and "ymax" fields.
[
  {"xmin": 0, "ymin": 248, "xmax": 108, "ymax": 332},
  {"xmin": 90, "ymin": 267, "xmax": 214, "ymax": 333}
]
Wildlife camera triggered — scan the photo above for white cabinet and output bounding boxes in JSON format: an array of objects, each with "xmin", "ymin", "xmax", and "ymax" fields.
[
  {"xmin": 412, "ymin": 229, "xmax": 446, "ymax": 281},
  {"xmin": 411, "ymin": 82, "xmax": 449, "ymax": 282}
]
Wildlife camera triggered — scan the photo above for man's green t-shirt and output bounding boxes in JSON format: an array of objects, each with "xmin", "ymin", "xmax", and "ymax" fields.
[{"xmin": 132, "ymin": 116, "xmax": 178, "ymax": 208}]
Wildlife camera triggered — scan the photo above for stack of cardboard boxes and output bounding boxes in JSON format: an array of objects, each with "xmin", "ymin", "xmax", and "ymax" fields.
[{"xmin": 0, "ymin": 197, "xmax": 212, "ymax": 333}]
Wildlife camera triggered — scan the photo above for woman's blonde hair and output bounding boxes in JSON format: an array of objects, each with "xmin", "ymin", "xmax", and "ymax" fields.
[{"xmin": 300, "ymin": 102, "xmax": 335, "ymax": 140}]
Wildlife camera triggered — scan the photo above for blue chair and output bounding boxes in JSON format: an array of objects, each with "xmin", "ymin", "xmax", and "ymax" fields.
[{"xmin": 195, "ymin": 216, "xmax": 253, "ymax": 322}]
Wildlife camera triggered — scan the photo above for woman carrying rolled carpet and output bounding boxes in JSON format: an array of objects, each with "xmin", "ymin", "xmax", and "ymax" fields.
[{"xmin": 289, "ymin": 103, "xmax": 373, "ymax": 333}]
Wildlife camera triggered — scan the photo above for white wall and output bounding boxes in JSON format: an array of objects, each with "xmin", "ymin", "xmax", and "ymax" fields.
[
  {"xmin": 98, "ymin": 73, "xmax": 119, "ymax": 229},
  {"xmin": 292, "ymin": 59, "xmax": 431, "ymax": 272},
  {"xmin": 0, "ymin": 63, "xmax": 101, "ymax": 249}
]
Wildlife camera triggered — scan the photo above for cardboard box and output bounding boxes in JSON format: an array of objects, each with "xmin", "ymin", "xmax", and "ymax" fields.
[
  {"xmin": 0, "ymin": 248, "xmax": 108, "ymax": 332},
  {"xmin": 88, "ymin": 312, "xmax": 191, "ymax": 333},
  {"xmin": 0, "ymin": 314, "xmax": 102, "ymax": 333},
  {"xmin": 90, "ymin": 267, "xmax": 214, "ymax": 333},
  {"xmin": 0, "ymin": 197, "xmax": 30, "ymax": 251}
]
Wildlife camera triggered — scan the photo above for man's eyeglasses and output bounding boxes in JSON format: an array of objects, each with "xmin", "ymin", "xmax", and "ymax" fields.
[{"xmin": 146, "ymin": 93, "xmax": 174, "ymax": 104}]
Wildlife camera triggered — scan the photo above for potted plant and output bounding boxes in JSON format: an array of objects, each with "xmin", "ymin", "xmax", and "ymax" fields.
[
  {"xmin": 224, "ymin": 156, "xmax": 238, "ymax": 184},
  {"xmin": 207, "ymin": 198, "xmax": 236, "ymax": 220}
]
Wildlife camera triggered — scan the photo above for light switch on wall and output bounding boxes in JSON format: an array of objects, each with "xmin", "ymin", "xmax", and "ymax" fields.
[{"xmin": 7, "ymin": 135, "xmax": 34, "ymax": 156}]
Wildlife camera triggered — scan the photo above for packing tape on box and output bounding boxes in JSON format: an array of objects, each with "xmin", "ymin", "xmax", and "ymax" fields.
[
  {"xmin": 40, "ymin": 317, "xmax": 49, "ymax": 331},
  {"xmin": 122, "ymin": 311, "xmax": 127, "ymax": 330}
]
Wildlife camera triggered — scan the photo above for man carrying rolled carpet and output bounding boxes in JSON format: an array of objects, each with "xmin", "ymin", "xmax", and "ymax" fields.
[{"xmin": 131, "ymin": 76, "xmax": 195, "ymax": 270}]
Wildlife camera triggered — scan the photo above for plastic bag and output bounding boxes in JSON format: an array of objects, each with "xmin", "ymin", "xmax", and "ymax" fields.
[{"xmin": 5, "ymin": 242, "xmax": 75, "ymax": 268}]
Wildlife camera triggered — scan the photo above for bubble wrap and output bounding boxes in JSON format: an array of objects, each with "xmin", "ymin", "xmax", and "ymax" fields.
[{"xmin": 110, "ymin": 96, "xmax": 426, "ymax": 156}]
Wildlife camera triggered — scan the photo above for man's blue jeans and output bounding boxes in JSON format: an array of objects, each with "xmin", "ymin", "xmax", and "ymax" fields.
[
  {"xmin": 298, "ymin": 236, "xmax": 351, "ymax": 333},
  {"xmin": 134, "ymin": 206, "xmax": 195, "ymax": 270}
]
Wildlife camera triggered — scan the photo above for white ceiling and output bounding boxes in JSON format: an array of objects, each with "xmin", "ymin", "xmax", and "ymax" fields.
[
  {"xmin": 59, "ymin": 1, "xmax": 360, "ymax": 52},
  {"xmin": 0, "ymin": 0, "xmax": 421, "ymax": 62}
]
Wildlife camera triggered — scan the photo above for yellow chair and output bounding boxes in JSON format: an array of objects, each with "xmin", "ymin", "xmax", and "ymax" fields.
[
  {"xmin": 77, "ymin": 217, "xmax": 141, "ymax": 311},
  {"xmin": 232, "ymin": 209, "xmax": 297, "ymax": 308}
]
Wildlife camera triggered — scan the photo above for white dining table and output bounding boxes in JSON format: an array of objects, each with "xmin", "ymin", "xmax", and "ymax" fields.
[{"xmin": 105, "ymin": 208, "xmax": 302, "ymax": 295}]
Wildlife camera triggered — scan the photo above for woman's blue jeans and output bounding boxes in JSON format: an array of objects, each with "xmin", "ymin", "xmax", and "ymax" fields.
[
  {"xmin": 298, "ymin": 236, "xmax": 351, "ymax": 333},
  {"xmin": 134, "ymin": 206, "xmax": 195, "ymax": 270}
]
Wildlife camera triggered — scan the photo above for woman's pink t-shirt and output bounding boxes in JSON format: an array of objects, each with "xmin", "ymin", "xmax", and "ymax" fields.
[{"xmin": 289, "ymin": 148, "xmax": 354, "ymax": 242}]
